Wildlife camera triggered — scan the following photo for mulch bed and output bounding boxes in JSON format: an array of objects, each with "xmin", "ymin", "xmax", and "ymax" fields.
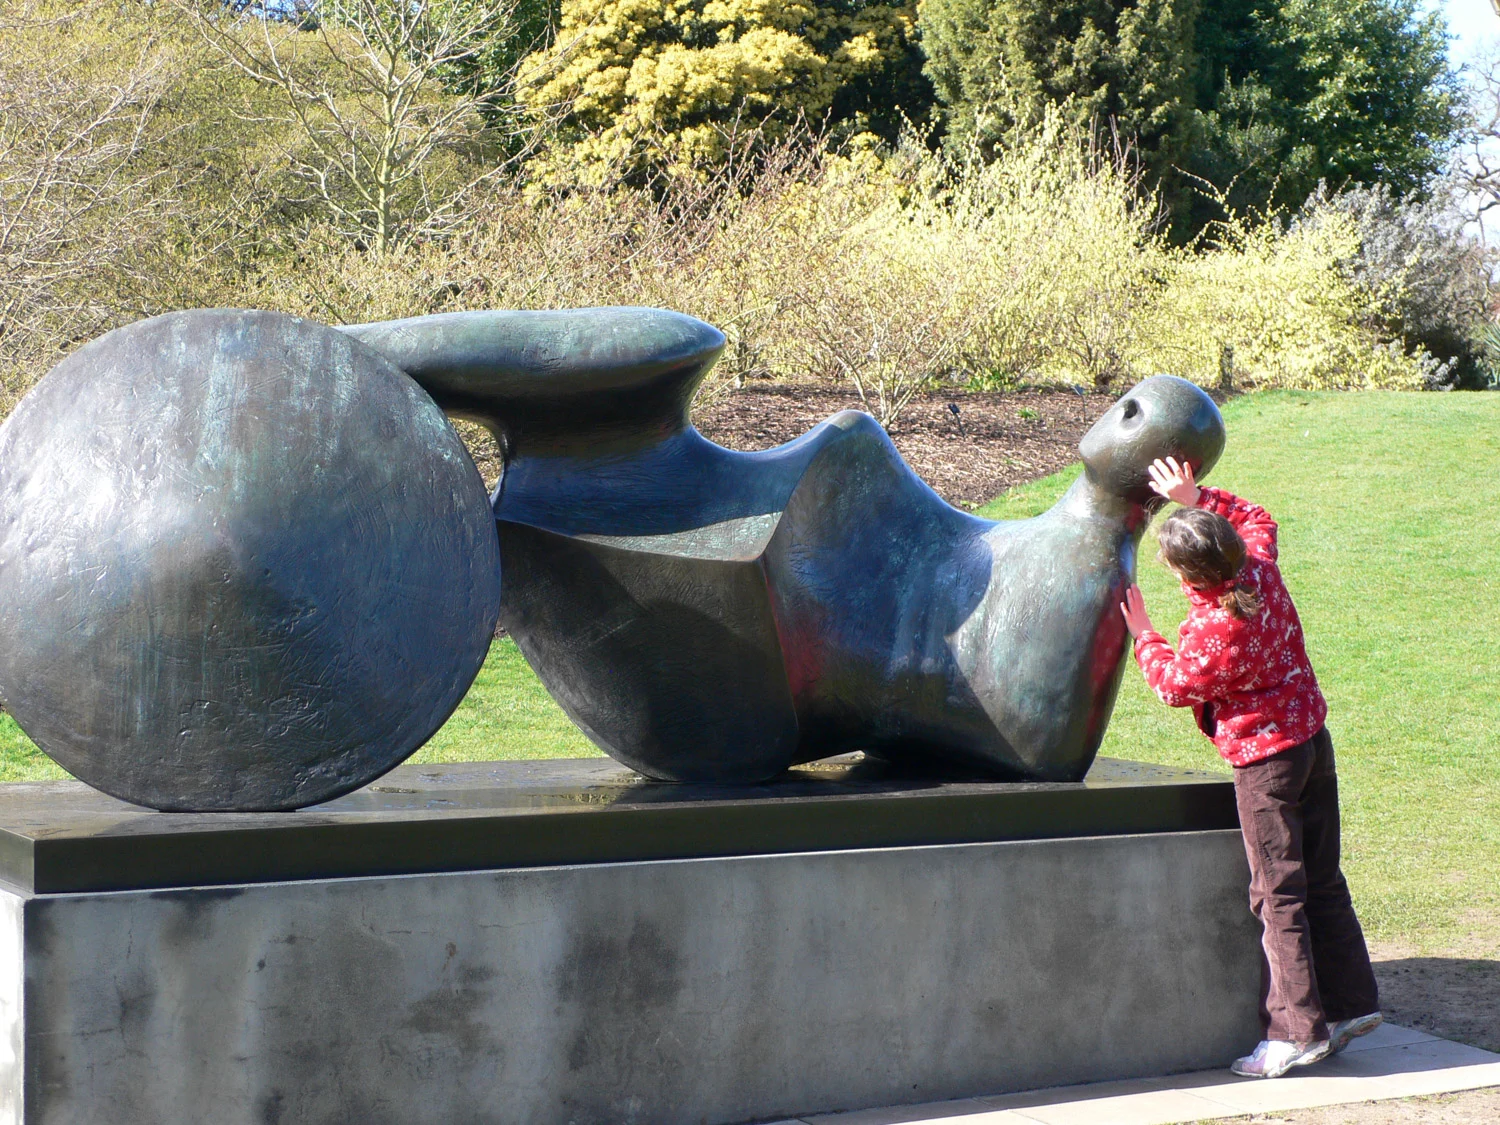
[
  {"xmin": 693, "ymin": 384, "xmax": 1113, "ymax": 507},
  {"xmin": 459, "ymin": 383, "xmax": 1115, "ymax": 507}
]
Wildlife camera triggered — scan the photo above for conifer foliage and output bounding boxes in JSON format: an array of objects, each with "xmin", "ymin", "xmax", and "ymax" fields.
[
  {"xmin": 516, "ymin": 0, "xmax": 926, "ymax": 178},
  {"xmin": 918, "ymin": 0, "xmax": 1198, "ymax": 174},
  {"xmin": 1190, "ymin": 0, "xmax": 1456, "ymax": 218}
]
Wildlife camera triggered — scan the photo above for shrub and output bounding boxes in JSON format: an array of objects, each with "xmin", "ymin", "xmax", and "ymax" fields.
[
  {"xmin": 1, "ymin": 12, "xmax": 1447, "ymax": 438},
  {"xmin": 0, "ymin": 2, "xmax": 195, "ymax": 412},
  {"xmin": 1305, "ymin": 183, "xmax": 1491, "ymax": 390},
  {"xmin": 217, "ymin": 142, "xmax": 820, "ymax": 424},
  {"xmin": 230, "ymin": 113, "xmax": 1432, "ymax": 421},
  {"xmin": 177, "ymin": 0, "xmax": 534, "ymax": 254},
  {"xmin": 918, "ymin": 0, "xmax": 1461, "ymax": 239},
  {"xmin": 926, "ymin": 120, "xmax": 1165, "ymax": 390},
  {"xmin": 1130, "ymin": 204, "xmax": 1431, "ymax": 392},
  {"xmin": 917, "ymin": 0, "xmax": 1198, "ymax": 181}
]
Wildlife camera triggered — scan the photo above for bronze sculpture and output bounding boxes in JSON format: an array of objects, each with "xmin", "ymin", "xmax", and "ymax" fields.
[
  {"xmin": 347, "ymin": 308, "xmax": 1225, "ymax": 784},
  {"xmin": 0, "ymin": 310, "xmax": 501, "ymax": 811},
  {"xmin": 0, "ymin": 304, "xmax": 1224, "ymax": 807}
]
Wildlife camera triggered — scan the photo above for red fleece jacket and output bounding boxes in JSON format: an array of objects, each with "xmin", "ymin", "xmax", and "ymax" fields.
[{"xmin": 1133, "ymin": 487, "xmax": 1327, "ymax": 767}]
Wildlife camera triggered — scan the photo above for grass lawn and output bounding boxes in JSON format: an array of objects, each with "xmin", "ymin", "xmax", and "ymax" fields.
[{"xmin": 1, "ymin": 389, "xmax": 1494, "ymax": 954}]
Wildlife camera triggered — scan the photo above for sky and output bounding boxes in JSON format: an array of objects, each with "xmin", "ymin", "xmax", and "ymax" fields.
[
  {"xmin": 1441, "ymin": 0, "xmax": 1499, "ymax": 65},
  {"xmin": 1439, "ymin": 1, "xmax": 1500, "ymax": 239}
]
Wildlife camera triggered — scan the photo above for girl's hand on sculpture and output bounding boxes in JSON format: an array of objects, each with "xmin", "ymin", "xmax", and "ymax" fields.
[
  {"xmin": 1147, "ymin": 456, "xmax": 1201, "ymax": 507},
  {"xmin": 1120, "ymin": 584, "xmax": 1154, "ymax": 639}
]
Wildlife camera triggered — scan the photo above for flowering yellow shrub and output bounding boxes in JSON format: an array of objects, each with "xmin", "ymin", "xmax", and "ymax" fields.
[
  {"xmin": 1131, "ymin": 212, "xmax": 1429, "ymax": 391},
  {"xmin": 233, "ymin": 120, "xmax": 1431, "ymax": 426},
  {"xmin": 1, "ymin": 0, "xmax": 1438, "ymax": 430},
  {"xmin": 516, "ymin": 0, "xmax": 918, "ymax": 177}
]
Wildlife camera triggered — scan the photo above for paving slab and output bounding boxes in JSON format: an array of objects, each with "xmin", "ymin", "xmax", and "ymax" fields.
[
  {"xmin": 789, "ymin": 1024, "xmax": 1500, "ymax": 1125},
  {"xmin": 804, "ymin": 1102, "xmax": 1031, "ymax": 1124},
  {"xmin": 1319, "ymin": 1038, "xmax": 1500, "ymax": 1099},
  {"xmin": 1342, "ymin": 1024, "xmax": 1439, "ymax": 1053},
  {"xmin": 982, "ymin": 1087, "xmax": 1233, "ymax": 1125}
]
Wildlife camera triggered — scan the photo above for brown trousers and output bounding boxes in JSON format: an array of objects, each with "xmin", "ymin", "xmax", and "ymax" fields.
[{"xmin": 1233, "ymin": 728, "xmax": 1379, "ymax": 1042}]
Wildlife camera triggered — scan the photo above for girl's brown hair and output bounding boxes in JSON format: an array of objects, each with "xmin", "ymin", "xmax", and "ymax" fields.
[{"xmin": 1157, "ymin": 508, "xmax": 1263, "ymax": 619}]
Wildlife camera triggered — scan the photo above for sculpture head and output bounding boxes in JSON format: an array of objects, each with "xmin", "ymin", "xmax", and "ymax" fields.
[{"xmin": 1078, "ymin": 375, "xmax": 1225, "ymax": 504}]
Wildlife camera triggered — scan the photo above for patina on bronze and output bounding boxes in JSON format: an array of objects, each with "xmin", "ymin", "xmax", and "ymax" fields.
[
  {"xmin": 347, "ymin": 309, "xmax": 1225, "ymax": 784},
  {"xmin": 0, "ymin": 310, "xmax": 501, "ymax": 811}
]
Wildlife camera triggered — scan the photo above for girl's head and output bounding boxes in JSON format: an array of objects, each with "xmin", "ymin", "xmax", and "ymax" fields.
[{"xmin": 1157, "ymin": 508, "xmax": 1262, "ymax": 619}]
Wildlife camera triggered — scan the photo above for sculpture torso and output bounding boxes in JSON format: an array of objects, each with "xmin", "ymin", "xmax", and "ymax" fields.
[{"xmin": 763, "ymin": 421, "xmax": 1147, "ymax": 780}]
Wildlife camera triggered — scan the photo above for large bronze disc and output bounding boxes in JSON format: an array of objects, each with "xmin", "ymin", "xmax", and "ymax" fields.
[{"xmin": 0, "ymin": 310, "xmax": 501, "ymax": 810}]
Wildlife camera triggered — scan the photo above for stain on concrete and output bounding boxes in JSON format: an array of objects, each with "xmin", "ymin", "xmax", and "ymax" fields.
[
  {"xmin": 566, "ymin": 1029, "xmax": 594, "ymax": 1073},
  {"xmin": 152, "ymin": 886, "xmax": 246, "ymax": 949},
  {"xmin": 555, "ymin": 919, "xmax": 684, "ymax": 1011},
  {"xmin": 401, "ymin": 961, "xmax": 500, "ymax": 1058},
  {"xmin": 114, "ymin": 968, "xmax": 157, "ymax": 1040},
  {"xmin": 555, "ymin": 917, "xmax": 688, "ymax": 1091},
  {"xmin": 257, "ymin": 1088, "xmax": 284, "ymax": 1125}
]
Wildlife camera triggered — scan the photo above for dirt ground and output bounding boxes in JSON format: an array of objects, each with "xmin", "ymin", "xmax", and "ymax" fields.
[
  {"xmin": 1369, "ymin": 936, "xmax": 1500, "ymax": 1055},
  {"xmin": 1200, "ymin": 1089, "xmax": 1500, "ymax": 1124},
  {"xmin": 461, "ymin": 381, "xmax": 1110, "ymax": 505},
  {"xmin": 461, "ymin": 381, "xmax": 1107, "ymax": 502},
  {"xmin": 457, "ymin": 382, "xmax": 1107, "ymax": 504}
]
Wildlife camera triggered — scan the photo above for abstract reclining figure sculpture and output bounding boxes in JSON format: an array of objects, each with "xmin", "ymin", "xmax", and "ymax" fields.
[
  {"xmin": 0, "ymin": 304, "xmax": 1223, "ymax": 809},
  {"xmin": 346, "ymin": 308, "xmax": 1225, "ymax": 785}
]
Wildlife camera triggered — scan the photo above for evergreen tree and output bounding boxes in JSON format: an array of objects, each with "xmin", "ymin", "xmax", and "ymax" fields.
[
  {"xmin": 918, "ymin": 0, "xmax": 1461, "ymax": 232},
  {"xmin": 1189, "ymin": 0, "xmax": 1457, "ymax": 222},
  {"xmin": 434, "ymin": 0, "xmax": 560, "ymax": 124},
  {"xmin": 919, "ymin": 0, "xmax": 1199, "ymax": 180}
]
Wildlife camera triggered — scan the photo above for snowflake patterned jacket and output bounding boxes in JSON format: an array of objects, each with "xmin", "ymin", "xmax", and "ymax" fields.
[{"xmin": 1132, "ymin": 487, "xmax": 1327, "ymax": 767}]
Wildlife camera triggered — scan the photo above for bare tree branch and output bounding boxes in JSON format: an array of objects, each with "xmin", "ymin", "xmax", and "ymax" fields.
[
  {"xmin": 0, "ymin": 1, "xmax": 190, "ymax": 410},
  {"xmin": 177, "ymin": 0, "xmax": 544, "ymax": 253}
]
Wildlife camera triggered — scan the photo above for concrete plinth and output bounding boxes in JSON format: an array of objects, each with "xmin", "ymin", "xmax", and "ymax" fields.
[{"xmin": 0, "ymin": 758, "xmax": 1261, "ymax": 1125}]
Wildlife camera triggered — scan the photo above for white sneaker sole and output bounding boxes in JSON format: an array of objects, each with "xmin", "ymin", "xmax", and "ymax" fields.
[{"xmin": 1232, "ymin": 1039, "xmax": 1332, "ymax": 1079}]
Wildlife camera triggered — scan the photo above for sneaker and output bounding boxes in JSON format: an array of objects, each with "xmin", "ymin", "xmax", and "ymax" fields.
[
  {"xmin": 1329, "ymin": 1012, "xmax": 1383, "ymax": 1055},
  {"xmin": 1231, "ymin": 1038, "xmax": 1332, "ymax": 1078}
]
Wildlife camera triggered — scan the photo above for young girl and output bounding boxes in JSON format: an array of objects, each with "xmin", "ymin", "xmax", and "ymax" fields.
[{"xmin": 1119, "ymin": 456, "xmax": 1382, "ymax": 1080}]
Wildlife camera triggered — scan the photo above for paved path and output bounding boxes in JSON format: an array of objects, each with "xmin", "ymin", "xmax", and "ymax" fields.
[{"xmin": 778, "ymin": 1024, "xmax": 1500, "ymax": 1124}]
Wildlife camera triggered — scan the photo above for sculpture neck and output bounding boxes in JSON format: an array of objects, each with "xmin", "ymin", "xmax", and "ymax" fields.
[{"xmin": 1058, "ymin": 473, "xmax": 1155, "ymax": 540}]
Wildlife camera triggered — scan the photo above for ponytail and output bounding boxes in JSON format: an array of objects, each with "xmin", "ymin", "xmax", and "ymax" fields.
[{"xmin": 1219, "ymin": 581, "xmax": 1262, "ymax": 621}]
